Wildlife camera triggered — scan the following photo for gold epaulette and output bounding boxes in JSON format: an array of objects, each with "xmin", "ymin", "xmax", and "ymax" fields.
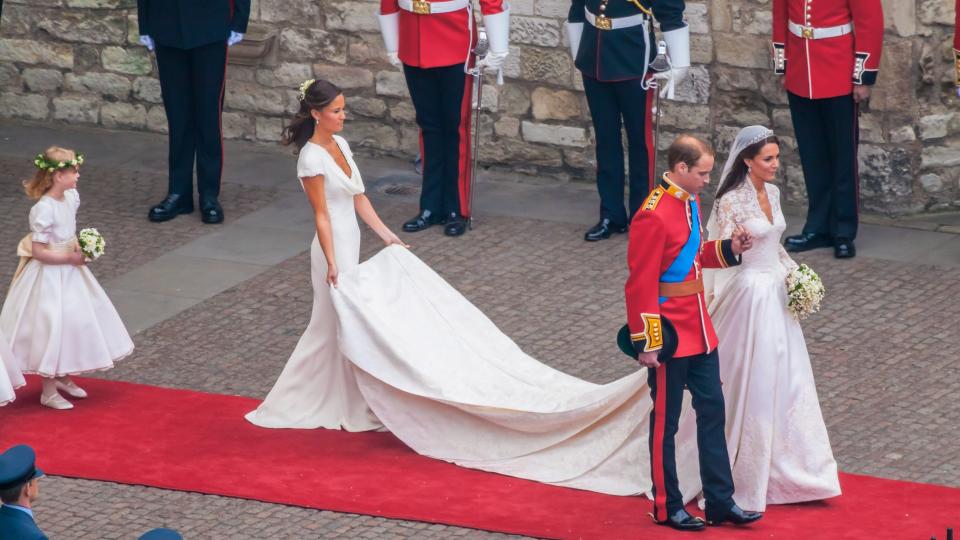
[{"xmin": 642, "ymin": 187, "xmax": 665, "ymax": 212}]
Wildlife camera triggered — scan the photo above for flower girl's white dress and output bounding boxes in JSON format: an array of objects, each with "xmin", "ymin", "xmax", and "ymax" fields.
[
  {"xmin": 0, "ymin": 331, "xmax": 25, "ymax": 405},
  {"xmin": 0, "ymin": 189, "xmax": 134, "ymax": 377}
]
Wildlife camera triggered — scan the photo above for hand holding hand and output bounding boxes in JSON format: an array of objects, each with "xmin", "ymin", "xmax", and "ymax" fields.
[
  {"xmin": 637, "ymin": 351, "xmax": 660, "ymax": 369},
  {"xmin": 139, "ymin": 35, "xmax": 155, "ymax": 52},
  {"xmin": 852, "ymin": 85, "xmax": 871, "ymax": 103},
  {"xmin": 730, "ymin": 224, "xmax": 754, "ymax": 255},
  {"xmin": 326, "ymin": 262, "xmax": 339, "ymax": 287}
]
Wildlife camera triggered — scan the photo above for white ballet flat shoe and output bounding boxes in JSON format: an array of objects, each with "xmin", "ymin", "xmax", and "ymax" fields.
[
  {"xmin": 55, "ymin": 379, "xmax": 88, "ymax": 399},
  {"xmin": 40, "ymin": 393, "xmax": 74, "ymax": 410}
]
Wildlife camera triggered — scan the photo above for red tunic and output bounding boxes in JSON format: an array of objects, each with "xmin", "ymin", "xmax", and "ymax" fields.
[
  {"xmin": 625, "ymin": 176, "xmax": 740, "ymax": 359},
  {"xmin": 772, "ymin": 0, "xmax": 883, "ymax": 99},
  {"xmin": 380, "ymin": 0, "xmax": 507, "ymax": 69}
]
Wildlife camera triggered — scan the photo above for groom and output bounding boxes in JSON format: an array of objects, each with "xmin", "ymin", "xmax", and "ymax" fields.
[{"xmin": 624, "ymin": 135, "xmax": 763, "ymax": 531}]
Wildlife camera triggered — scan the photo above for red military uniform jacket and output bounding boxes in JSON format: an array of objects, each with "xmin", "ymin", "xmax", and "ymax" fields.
[
  {"xmin": 380, "ymin": 0, "xmax": 507, "ymax": 68},
  {"xmin": 772, "ymin": 0, "xmax": 883, "ymax": 99},
  {"xmin": 625, "ymin": 175, "xmax": 741, "ymax": 358}
]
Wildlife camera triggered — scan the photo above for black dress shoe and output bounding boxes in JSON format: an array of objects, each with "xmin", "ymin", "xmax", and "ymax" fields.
[
  {"xmin": 705, "ymin": 503, "xmax": 763, "ymax": 526},
  {"xmin": 402, "ymin": 210, "xmax": 442, "ymax": 233},
  {"xmin": 443, "ymin": 212, "xmax": 467, "ymax": 237},
  {"xmin": 200, "ymin": 198, "xmax": 224, "ymax": 224},
  {"xmin": 783, "ymin": 232, "xmax": 833, "ymax": 252},
  {"xmin": 834, "ymin": 238, "xmax": 856, "ymax": 258},
  {"xmin": 584, "ymin": 218, "xmax": 628, "ymax": 242},
  {"xmin": 148, "ymin": 194, "xmax": 194, "ymax": 222},
  {"xmin": 657, "ymin": 509, "xmax": 705, "ymax": 532}
]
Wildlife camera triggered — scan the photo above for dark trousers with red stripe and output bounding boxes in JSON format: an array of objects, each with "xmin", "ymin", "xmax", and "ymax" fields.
[
  {"xmin": 403, "ymin": 63, "xmax": 468, "ymax": 217},
  {"xmin": 582, "ymin": 75, "xmax": 653, "ymax": 227},
  {"xmin": 648, "ymin": 349, "xmax": 734, "ymax": 520},
  {"xmin": 155, "ymin": 41, "xmax": 228, "ymax": 202},
  {"xmin": 787, "ymin": 92, "xmax": 860, "ymax": 241}
]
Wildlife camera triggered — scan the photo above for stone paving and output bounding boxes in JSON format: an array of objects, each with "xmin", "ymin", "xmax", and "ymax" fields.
[{"xmin": 1, "ymin": 128, "xmax": 959, "ymax": 538}]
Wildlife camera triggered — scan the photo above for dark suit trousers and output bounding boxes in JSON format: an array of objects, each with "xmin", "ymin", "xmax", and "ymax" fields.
[
  {"xmin": 647, "ymin": 349, "xmax": 734, "ymax": 519},
  {"xmin": 787, "ymin": 92, "xmax": 860, "ymax": 240},
  {"xmin": 156, "ymin": 41, "xmax": 228, "ymax": 202},
  {"xmin": 403, "ymin": 63, "xmax": 467, "ymax": 216},
  {"xmin": 582, "ymin": 75, "xmax": 653, "ymax": 227}
]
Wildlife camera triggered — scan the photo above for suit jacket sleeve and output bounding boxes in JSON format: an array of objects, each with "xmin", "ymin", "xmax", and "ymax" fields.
[
  {"xmin": 700, "ymin": 239, "xmax": 740, "ymax": 270},
  {"xmin": 771, "ymin": 0, "xmax": 787, "ymax": 75},
  {"xmin": 625, "ymin": 212, "xmax": 665, "ymax": 353},
  {"xmin": 568, "ymin": 0, "xmax": 586, "ymax": 23},
  {"xmin": 136, "ymin": 0, "xmax": 149, "ymax": 36},
  {"xmin": 231, "ymin": 0, "xmax": 251, "ymax": 33},
  {"xmin": 850, "ymin": 0, "xmax": 883, "ymax": 85},
  {"xmin": 652, "ymin": 0, "xmax": 685, "ymax": 32},
  {"xmin": 380, "ymin": 0, "xmax": 400, "ymax": 15}
]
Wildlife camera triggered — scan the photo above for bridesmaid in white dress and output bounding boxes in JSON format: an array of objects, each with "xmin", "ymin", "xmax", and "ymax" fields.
[
  {"xmin": 1, "ymin": 146, "xmax": 134, "ymax": 409},
  {"xmin": 675, "ymin": 126, "xmax": 841, "ymax": 511},
  {"xmin": 0, "ymin": 331, "xmax": 25, "ymax": 406},
  {"xmin": 245, "ymin": 79, "xmax": 407, "ymax": 430}
]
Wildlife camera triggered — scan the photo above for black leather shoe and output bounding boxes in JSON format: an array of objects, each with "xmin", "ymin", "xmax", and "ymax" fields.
[
  {"xmin": 705, "ymin": 504, "xmax": 763, "ymax": 526},
  {"xmin": 200, "ymin": 198, "xmax": 224, "ymax": 224},
  {"xmin": 783, "ymin": 232, "xmax": 833, "ymax": 252},
  {"xmin": 402, "ymin": 210, "xmax": 442, "ymax": 233},
  {"xmin": 657, "ymin": 509, "xmax": 705, "ymax": 532},
  {"xmin": 834, "ymin": 238, "xmax": 856, "ymax": 258},
  {"xmin": 443, "ymin": 212, "xmax": 467, "ymax": 237},
  {"xmin": 584, "ymin": 218, "xmax": 628, "ymax": 242},
  {"xmin": 148, "ymin": 194, "xmax": 194, "ymax": 222}
]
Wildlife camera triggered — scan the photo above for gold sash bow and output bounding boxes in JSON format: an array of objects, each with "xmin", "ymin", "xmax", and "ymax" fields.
[{"xmin": 11, "ymin": 235, "xmax": 78, "ymax": 286}]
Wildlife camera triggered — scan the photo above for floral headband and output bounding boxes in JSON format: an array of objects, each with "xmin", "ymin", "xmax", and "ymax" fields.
[
  {"xmin": 298, "ymin": 78, "xmax": 316, "ymax": 102},
  {"xmin": 33, "ymin": 153, "xmax": 83, "ymax": 173}
]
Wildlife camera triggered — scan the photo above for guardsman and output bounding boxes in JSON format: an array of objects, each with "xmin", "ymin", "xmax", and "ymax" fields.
[
  {"xmin": 0, "ymin": 444, "xmax": 48, "ymax": 540},
  {"xmin": 773, "ymin": 0, "xmax": 883, "ymax": 258},
  {"xmin": 137, "ymin": 0, "xmax": 251, "ymax": 224},
  {"xmin": 566, "ymin": 0, "xmax": 689, "ymax": 242},
  {"xmin": 379, "ymin": 0, "xmax": 510, "ymax": 237},
  {"xmin": 624, "ymin": 136, "xmax": 762, "ymax": 531}
]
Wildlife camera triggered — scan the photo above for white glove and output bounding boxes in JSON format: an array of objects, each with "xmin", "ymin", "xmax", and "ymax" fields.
[
  {"xmin": 227, "ymin": 31, "xmax": 244, "ymax": 47},
  {"xmin": 378, "ymin": 13, "xmax": 403, "ymax": 69},
  {"xmin": 652, "ymin": 25, "xmax": 690, "ymax": 100},
  {"xmin": 477, "ymin": 51, "xmax": 508, "ymax": 72},
  {"xmin": 565, "ymin": 21, "xmax": 583, "ymax": 61},
  {"xmin": 139, "ymin": 35, "xmax": 155, "ymax": 52}
]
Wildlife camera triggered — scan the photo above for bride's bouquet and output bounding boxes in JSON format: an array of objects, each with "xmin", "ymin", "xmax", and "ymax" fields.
[
  {"xmin": 785, "ymin": 264, "xmax": 825, "ymax": 320},
  {"xmin": 78, "ymin": 227, "xmax": 106, "ymax": 261}
]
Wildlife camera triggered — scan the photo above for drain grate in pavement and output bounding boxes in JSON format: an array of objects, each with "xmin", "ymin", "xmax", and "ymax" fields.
[{"xmin": 380, "ymin": 183, "xmax": 421, "ymax": 196}]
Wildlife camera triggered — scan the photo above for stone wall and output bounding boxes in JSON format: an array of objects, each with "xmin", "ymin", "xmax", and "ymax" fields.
[{"xmin": 1, "ymin": 0, "xmax": 959, "ymax": 214}]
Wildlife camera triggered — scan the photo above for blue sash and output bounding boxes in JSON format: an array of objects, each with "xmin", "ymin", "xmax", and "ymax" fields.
[{"xmin": 658, "ymin": 199, "xmax": 699, "ymax": 304}]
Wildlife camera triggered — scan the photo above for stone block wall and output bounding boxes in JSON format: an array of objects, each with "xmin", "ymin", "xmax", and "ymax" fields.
[{"xmin": 1, "ymin": 0, "xmax": 959, "ymax": 214}]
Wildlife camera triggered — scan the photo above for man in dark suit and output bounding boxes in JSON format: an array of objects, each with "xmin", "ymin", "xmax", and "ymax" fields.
[
  {"xmin": 0, "ymin": 444, "xmax": 48, "ymax": 540},
  {"xmin": 137, "ymin": 0, "xmax": 250, "ymax": 224}
]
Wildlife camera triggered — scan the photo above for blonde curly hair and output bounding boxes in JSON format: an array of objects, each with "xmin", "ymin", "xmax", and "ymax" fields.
[{"xmin": 24, "ymin": 146, "xmax": 80, "ymax": 200}]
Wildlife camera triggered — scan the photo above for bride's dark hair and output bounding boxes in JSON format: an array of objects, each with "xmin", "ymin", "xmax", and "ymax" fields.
[
  {"xmin": 281, "ymin": 79, "xmax": 343, "ymax": 152},
  {"xmin": 714, "ymin": 135, "xmax": 780, "ymax": 201}
]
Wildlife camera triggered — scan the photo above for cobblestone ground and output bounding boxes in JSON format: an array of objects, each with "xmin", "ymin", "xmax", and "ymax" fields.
[
  {"xmin": 7, "ymin": 191, "xmax": 960, "ymax": 538},
  {"xmin": 0, "ymin": 157, "xmax": 279, "ymax": 288}
]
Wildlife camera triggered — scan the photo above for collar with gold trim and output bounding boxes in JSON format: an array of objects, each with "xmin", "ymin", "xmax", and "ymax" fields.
[{"xmin": 660, "ymin": 173, "xmax": 694, "ymax": 202}]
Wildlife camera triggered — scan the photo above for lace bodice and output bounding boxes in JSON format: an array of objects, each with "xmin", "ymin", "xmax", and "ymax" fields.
[{"xmin": 711, "ymin": 181, "xmax": 797, "ymax": 275}]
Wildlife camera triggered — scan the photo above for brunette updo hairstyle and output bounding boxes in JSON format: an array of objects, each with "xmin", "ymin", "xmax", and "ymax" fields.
[
  {"xmin": 715, "ymin": 136, "xmax": 780, "ymax": 201},
  {"xmin": 281, "ymin": 79, "xmax": 343, "ymax": 152},
  {"xmin": 24, "ymin": 146, "xmax": 78, "ymax": 200}
]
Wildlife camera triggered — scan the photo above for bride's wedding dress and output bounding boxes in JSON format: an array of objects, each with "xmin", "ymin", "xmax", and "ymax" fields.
[
  {"xmin": 245, "ymin": 136, "xmax": 655, "ymax": 495},
  {"xmin": 673, "ymin": 179, "xmax": 842, "ymax": 511}
]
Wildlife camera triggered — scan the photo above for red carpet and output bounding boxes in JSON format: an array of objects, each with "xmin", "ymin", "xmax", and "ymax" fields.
[{"xmin": 0, "ymin": 376, "xmax": 957, "ymax": 539}]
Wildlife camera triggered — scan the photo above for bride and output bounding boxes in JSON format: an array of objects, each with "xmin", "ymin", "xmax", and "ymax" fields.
[
  {"xmin": 673, "ymin": 125, "xmax": 842, "ymax": 511},
  {"xmin": 245, "ymin": 79, "xmax": 659, "ymax": 495}
]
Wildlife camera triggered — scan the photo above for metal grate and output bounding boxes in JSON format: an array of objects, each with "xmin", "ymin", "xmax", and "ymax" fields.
[{"xmin": 380, "ymin": 183, "xmax": 421, "ymax": 196}]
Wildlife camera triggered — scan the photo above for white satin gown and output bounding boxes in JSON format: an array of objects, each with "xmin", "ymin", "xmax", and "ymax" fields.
[
  {"xmin": 674, "ymin": 180, "xmax": 842, "ymax": 511},
  {"xmin": 245, "ymin": 136, "xmax": 658, "ymax": 495}
]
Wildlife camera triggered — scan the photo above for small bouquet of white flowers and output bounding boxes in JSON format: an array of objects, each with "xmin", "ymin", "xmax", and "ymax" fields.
[
  {"xmin": 785, "ymin": 264, "xmax": 825, "ymax": 320},
  {"xmin": 78, "ymin": 227, "xmax": 105, "ymax": 261}
]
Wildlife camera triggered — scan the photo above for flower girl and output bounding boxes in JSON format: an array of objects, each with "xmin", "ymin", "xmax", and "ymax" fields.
[
  {"xmin": 0, "ymin": 331, "xmax": 25, "ymax": 406},
  {"xmin": 0, "ymin": 147, "xmax": 134, "ymax": 409}
]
